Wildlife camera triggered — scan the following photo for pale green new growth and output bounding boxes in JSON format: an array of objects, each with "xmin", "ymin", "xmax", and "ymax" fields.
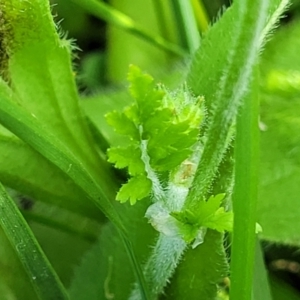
[
  {"xmin": 107, "ymin": 65, "xmax": 204, "ymax": 204},
  {"xmin": 171, "ymin": 194, "xmax": 233, "ymax": 243}
]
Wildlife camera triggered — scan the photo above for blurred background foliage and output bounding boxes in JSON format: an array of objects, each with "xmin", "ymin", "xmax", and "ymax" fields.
[{"xmin": 1, "ymin": 0, "xmax": 300, "ymax": 299}]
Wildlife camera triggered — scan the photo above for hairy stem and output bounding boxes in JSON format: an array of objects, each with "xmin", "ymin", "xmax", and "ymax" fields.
[{"xmin": 129, "ymin": 234, "xmax": 187, "ymax": 300}]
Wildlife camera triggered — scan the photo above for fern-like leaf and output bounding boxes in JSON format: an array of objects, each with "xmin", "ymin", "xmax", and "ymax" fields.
[{"xmin": 107, "ymin": 65, "xmax": 204, "ymax": 204}]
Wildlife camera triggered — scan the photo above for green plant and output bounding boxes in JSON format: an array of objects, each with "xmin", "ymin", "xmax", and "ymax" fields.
[{"xmin": 0, "ymin": 0, "xmax": 299, "ymax": 299}]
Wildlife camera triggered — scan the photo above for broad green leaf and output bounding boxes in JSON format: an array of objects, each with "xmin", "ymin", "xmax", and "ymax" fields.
[
  {"xmin": 230, "ymin": 67, "xmax": 259, "ymax": 300},
  {"xmin": 162, "ymin": 231, "xmax": 228, "ymax": 300},
  {"xmin": 258, "ymin": 17, "xmax": 300, "ymax": 245},
  {"xmin": 103, "ymin": 0, "xmax": 182, "ymax": 82},
  {"xmin": 25, "ymin": 203, "xmax": 100, "ymax": 288},
  {"xmin": 0, "ymin": 183, "xmax": 68, "ymax": 300},
  {"xmin": 69, "ymin": 201, "xmax": 156, "ymax": 300},
  {"xmin": 0, "ymin": 0, "xmax": 115, "ymax": 193}
]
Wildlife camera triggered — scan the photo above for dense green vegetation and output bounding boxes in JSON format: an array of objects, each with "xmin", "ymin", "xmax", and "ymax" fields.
[{"xmin": 0, "ymin": 0, "xmax": 300, "ymax": 299}]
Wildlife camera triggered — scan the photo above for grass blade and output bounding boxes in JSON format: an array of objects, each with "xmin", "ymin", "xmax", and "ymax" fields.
[
  {"xmin": 0, "ymin": 91, "xmax": 123, "ymax": 231},
  {"xmin": 230, "ymin": 69, "xmax": 259, "ymax": 300},
  {"xmin": 0, "ymin": 88, "xmax": 150, "ymax": 300},
  {"xmin": 191, "ymin": 0, "xmax": 209, "ymax": 32},
  {"xmin": 69, "ymin": 0, "xmax": 186, "ymax": 56},
  {"xmin": 0, "ymin": 182, "xmax": 69, "ymax": 300},
  {"xmin": 0, "ymin": 132, "xmax": 102, "ymax": 220},
  {"xmin": 170, "ymin": 0, "xmax": 200, "ymax": 53}
]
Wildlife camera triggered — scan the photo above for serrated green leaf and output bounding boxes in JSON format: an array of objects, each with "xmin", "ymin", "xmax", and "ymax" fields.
[
  {"xmin": 124, "ymin": 104, "xmax": 140, "ymax": 125},
  {"xmin": 148, "ymin": 121, "xmax": 190, "ymax": 146},
  {"xmin": 107, "ymin": 66, "xmax": 204, "ymax": 207},
  {"xmin": 173, "ymin": 194, "xmax": 226, "ymax": 226},
  {"xmin": 152, "ymin": 149, "xmax": 192, "ymax": 171},
  {"xmin": 203, "ymin": 208, "xmax": 233, "ymax": 233},
  {"xmin": 196, "ymin": 193, "xmax": 226, "ymax": 221},
  {"xmin": 171, "ymin": 194, "xmax": 230, "ymax": 241},
  {"xmin": 142, "ymin": 108, "xmax": 173, "ymax": 136},
  {"xmin": 107, "ymin": 145, "xmax": 144, "ymax": 175},
  {"xmin": 106, "ymin": 110, "xmax": 139, "ymax": 139},
  {"xmin": 116, "ymin": 175, "xmax": 152, "ymax": 205},
  {"xmin": 128, "ymin": 65, "xmax": 166, "ymax": 120},
  {"xmin": 147, "ymin": 119, "xmax": 198, "ymax": 170}
]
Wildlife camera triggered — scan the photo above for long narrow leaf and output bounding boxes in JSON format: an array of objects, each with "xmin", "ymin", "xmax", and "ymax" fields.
[
  {"xmin": 0, "ymin": 182, "xmax": 69, "ymax": 300},
  {"xmin": 0, "ymin": 90, "xmax": 149, "ymax": 300},
  {"xmin": 69, "ymin": 0, "xmax": 186, "ymax": 56},
  {"xmin": 170, "ymin": 0, "xmax": 200, "ymax": 53},
  {"xmin": 0, "ymin": 132, "xmax": 102, "ymax": 220},
  {"xmin": 230, "ymin": 70, "xmax": 260, "ymax": 300},
  {"xmin": 191, "ymin": 0, "xmax": 209, "ymax": 32},
  {"xmin": 0, "ymin": 92, "xmax": 122, "ymax": 230}
]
